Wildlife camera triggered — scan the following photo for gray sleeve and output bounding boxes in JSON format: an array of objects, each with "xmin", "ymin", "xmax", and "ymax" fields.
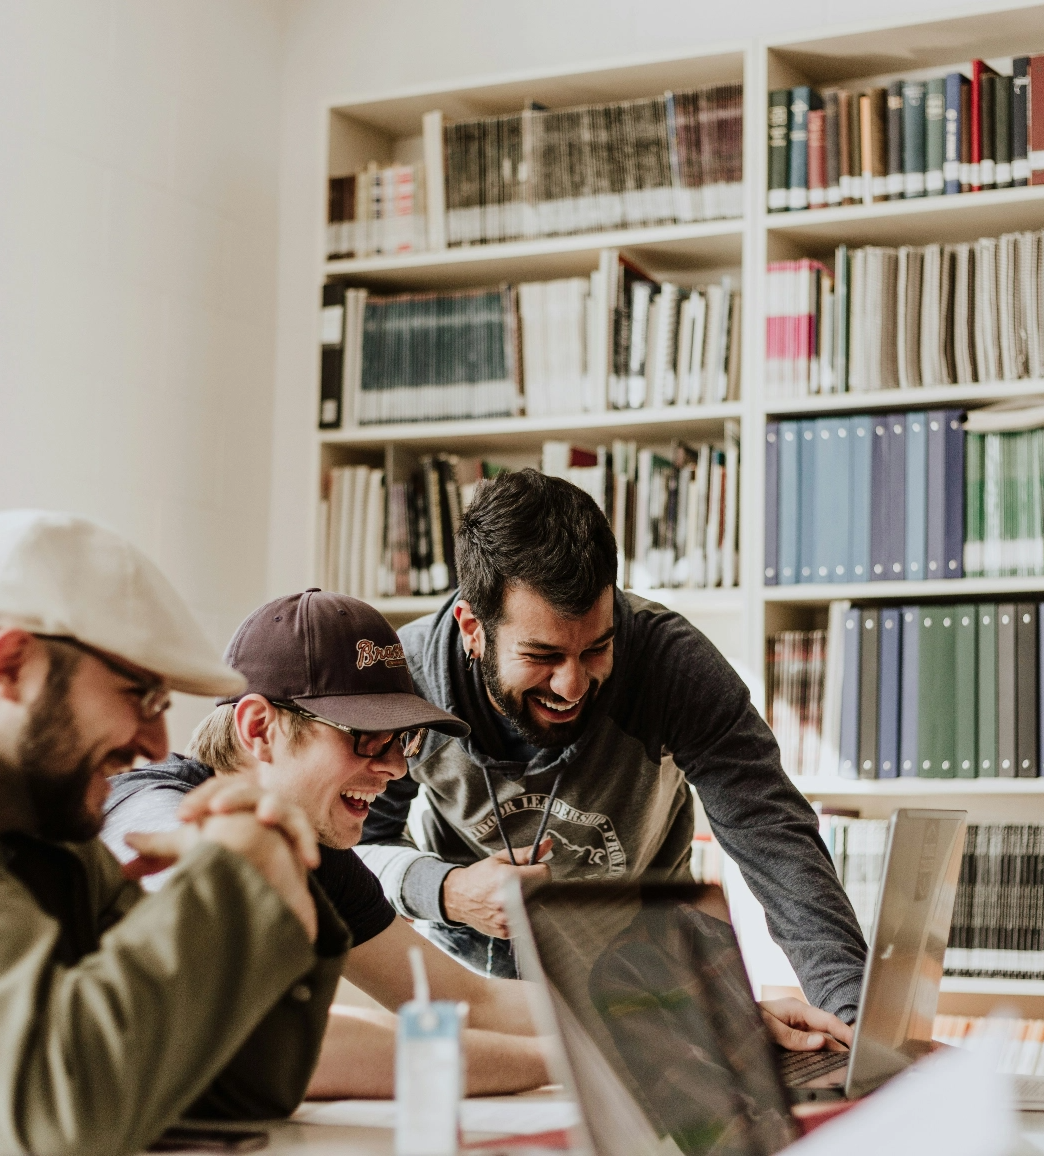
[
  {"xmin": 101, "ymin": 787, "xmax": 186, "ymax": 893},
  {"xmin": 633, "ymin": 606, "xmax": 867, "ymax": 1021},
  {"xmin": 353, "ymin": 841, "xmax": 459, "ymax": 923}
]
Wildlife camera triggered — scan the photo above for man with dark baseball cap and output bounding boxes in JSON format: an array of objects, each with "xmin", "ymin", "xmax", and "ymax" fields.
[
  {"xmin": 0, "ymin": 511, "xmax": 348, "ymax": 1156},
  {"xmin": 103, "ymin": 589, "xmax": 551, "ymax": 1099}
]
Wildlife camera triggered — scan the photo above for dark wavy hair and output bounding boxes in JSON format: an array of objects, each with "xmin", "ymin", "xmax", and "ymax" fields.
[{"xmin": 455, "ymin": 468, "xmax": 617, "ymax": 628}]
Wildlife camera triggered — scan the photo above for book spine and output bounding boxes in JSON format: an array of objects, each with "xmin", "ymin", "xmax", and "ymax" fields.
[
  {"xmin": 925, "ymin": 411, "xmax": 946, "ymax": 578},
  {"xmin": 1013, "ymin": 58, "xmax": 1031, "ymax": 186},
  {"xmin": 778, "ymin": 422, "xmax": 799, "ymax": 584},
  {"xmin": 886, "ymin": 414, "xmax": 906, "ymax": 579},
  {"xmin": 839, "ymin": 607, "xmax": 862, "ymax": 779},
  {"xmin": 905, "ymin": 412, "xmax": 927, "ymax": 580},
  {"xmin": 979, "ymin": 605, "xmax": 998, "ymax": 776},
  {"xmin": 887, "ymin": 80, "xmax": 904, "ymax": 199},
  {"xmin": 870, "ymin": 416, "xmax": 890, "ymax": 580},
  {"xmin": 955, "ymin": 605, "xmax": 978, "ymax": 778},
  {"xmin": 1032, "ymin": 56, "xmax": 1044, "ymax": 186},
  {"xmin": 925, "ymin": 78, "xmax": 946, "ymax": 195},
  {"xmin": 980, "ymin": 71, "xmax": 997, "ymax": 190},
  {"xmin": 1017, "ymin": 604, "xmax": 1039, "ymax": 777},
  {"xmin": 960, "ymin": 79, "xmax": 972, "ymax": 192},
  {"xmin": 944, "ymin": 73, "xmax": 963, "ymax": 194},
  {"xmin": 877, "ymin": 608, "xmax": 901, "ymax": 777},
  {"xmin": 764, "ymin": 423, "xmax": 780, "ymax": 584},
  {"xmin": 902, "ymin": 81, "xmax": 926, "ymax": 197},
  {"xmin": 824, "ymin": 90, "xmax": 842, "ymax": 205},
  {"xmin": 998, "ymin": 605, "xmax": 1017, "ymax": 775},
  {"xmin": 848, "ymin": 415, "xmax": 872, "ymax": 580},
  {"xmin": 970, "ymin": 61, "xmax": 985, "ymax": 190},
  {"xmin": 899, "ymin": 606, "xmax": 920, "ymax": 776},
  {"xmin": 995, "ymin": 76, "xmax": 1012, "ymax": 189},
  {"xmin": 788, "ymin": 86, "xmax": 813, "ymax": 210},
  {"xmin": 807, "ymin": 109, "xmax": 827, "ymax": 208},
  {"xmin": 319, "ymin": 282, "xmax": 345, "ymax": 429},
  {"xmin": 858, "ymin": 608, "xmax": 879, "ymax": 779},
  {"xmin": 767, "ymin": 89, "xmax": 791, "ymax": 211},
  {"xmin": 943, "ymin": 409, "xmax": 966, "ymax": 578},
  {"xmin": 869, "ymin": 88, "xmax": 888, "ymax": 202},
  {"xmin": 838, "ymin": 90, "xmax": 854, "ymax": 204},
  {"xmin": 798, "ymin": 419, "xmax": 817, "ymax": 582}
]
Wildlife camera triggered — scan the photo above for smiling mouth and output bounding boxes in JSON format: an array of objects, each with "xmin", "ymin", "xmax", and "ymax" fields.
[
  {"xmin": 339, "ymin": 789, "xmax": 380, "ymax": 817},
  {"xmin": 528, "ymin": 693, "xmax": 585, "ymax": 722}
]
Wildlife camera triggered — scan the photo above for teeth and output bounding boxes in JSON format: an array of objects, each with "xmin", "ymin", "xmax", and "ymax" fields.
[
  {"xmin": 535, "ymin": 697, "xmax": 580, "ymax": 712},
  {"xmin": 342, "ymin": 791, "xmax": 378, "ymax": 804}
]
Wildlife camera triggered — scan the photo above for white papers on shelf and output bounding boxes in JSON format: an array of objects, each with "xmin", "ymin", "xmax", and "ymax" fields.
[{"xmin": 293, "ymin": 1097, "xmax": 579, "ymax": 1136}]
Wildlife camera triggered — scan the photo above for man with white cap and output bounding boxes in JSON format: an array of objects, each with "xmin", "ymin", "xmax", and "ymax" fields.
[{"xmin": 0, "ymin": 510, "xmax": 349, "ymax": 1156}]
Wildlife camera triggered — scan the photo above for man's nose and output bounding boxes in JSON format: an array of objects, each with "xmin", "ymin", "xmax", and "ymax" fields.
[
  {"xmin": 371, "ymin": 747, "xmax": 408, "ymax": 780},
  {"xmin": 136, "ymin": 715, "xmax": 169, "ymax": 764},
  {"xmin": 549, "ymin": 658, "xmax": 588, "ymax": 702}
]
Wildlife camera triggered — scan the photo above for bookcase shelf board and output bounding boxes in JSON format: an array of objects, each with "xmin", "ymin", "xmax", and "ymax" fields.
[
  {"xmin": 764, "ymin": 577, "xmax": 1044, "ymax": 604},
  {"xmin": 329, "ymin": 48, "xmax": 746, "ymax": 138},
  {"xmin": 765, "ymin": 3, "xmax": 1044, "ymax": 88},
  {"xmin": 940, "ymin": 977, "xmax": 1044, "ymax": 996},
  {"xmin": 763, "ymin": 379, "xmax": 1044, "ymax": 417},
  {"xmin": 326, "ymin": 221, "xmax": 746, "ymax": 291},
  {"xmin": 764, "ymin": 184, "xmax": 1044, "ymax": 253},
  {"xmin": 319, "ymin": 404, "xmax": 745, "ymax": 454},
  {"xmin": 791, "ymin": 776, "xmax": 1044, "ymax": 796}
]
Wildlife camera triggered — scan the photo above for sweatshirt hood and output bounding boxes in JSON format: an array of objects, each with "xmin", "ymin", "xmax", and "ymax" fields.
[
  {"xmin": 416, "ymin": 588, "xmax": 634, "ymax": 781},
  {"xmin": 104, "ymin": 753, "xmax": 213, "ymax": 813}
]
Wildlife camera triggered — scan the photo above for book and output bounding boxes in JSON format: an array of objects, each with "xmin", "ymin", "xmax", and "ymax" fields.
[
  {"xmin": 849, "ymin": 415, "xmax": 872, "ymax": 581},
  {"xmin": 978, "ymin": 604, "xmax": 999, "ymax": 777},
  {"xmin": 978, "ymin": 68, "xmax": 999, "ymax": 190},
  {"xmin": 764, "ymin": 423, "xmax": 779, "ymax": 584},
  {"xmin": 319, "ymin": 282, "xmax": 346, "ymax": 429},
  {"xmin": 1013, "ymin": 58, "xmax": 1031, "ymax": 186},
  {"xmin": 954, "ymin": 605, "xmax": 978, "ymax": 778},
  {"xmin": 918, "ymin": 605, "xmax": 956, "ymax": 777},
  {"xmin": 877, "ymin": 607, "xmax": 901, "ymax": 778},
  {"xmin": 905, "ymin": 411, "xmax": 928, "ymax": 580},
  {"xmin": 995, "ymin": 76, "xmax": 1012, "ymax": 188},
  {"xmin": 1032, "ymin": 56, "xmax": 1044, "ymax": 186},
  {"xmin": 902, "ymin": 80, "xmax": 926, "ymax": 198},
  {"xmin": 807, "ymin": 108, "xmax": 827, "ymax": 209},
  {"xmin": 767, "ymin": 89, "xmax": 791, "ymax": 211},
  {"xmin": 788, "ymin": 86, "xmax": 818, "ymax": 211},
  {"xmin": 944, "ymin": 73, "xmax": 966, "ymax": 195},
  {"xmin": 925, "ymin": 77, "xmax": 946, "ymax": 195},
  {"xmin": 998, "ymin": 604, "xmax": 1017, "ymax": 776},
  {"xmin": 1017, "ymin": 603, "xmax": 1039, "ymax": 777},
  {"xmin": 838, "ymin": 91, "xmax": 855, "ymax": 204},
  {"xmin": 971, "ymin": 60, "xmax": 999, "ymax": 190},
  {"xmin": 767, "ymin": 629, "xmax": 827, "ymax": 777},
  {"xmin": 824, "ymin": 90, "xmax": 842, "ymax": 205},
  {"xmin": 899, "ymin": 606, "xmax": 920, "ymax": 777},
  {"xmin": 839, "ymin": 607, "xmax": 862, "ymax": 779},
  {"xmin": 887, "ymin": 80, "xmax": 904, "ymax": 200},
  {"xmin": 798, "ymin": 420, "xmax": 817, "ymax": 582},
  {"xmin": 858, "ymin": 607, "xmax": 880, "ymax": 779},
  {"xmin": 777, "ymin": 422, "xmax": 799, "ymax": 584}
]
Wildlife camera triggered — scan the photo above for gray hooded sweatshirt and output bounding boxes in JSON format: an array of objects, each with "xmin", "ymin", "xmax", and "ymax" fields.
[{"xmin": 357, "ymin": 589, "xmax": 867, "ymax": 1020}]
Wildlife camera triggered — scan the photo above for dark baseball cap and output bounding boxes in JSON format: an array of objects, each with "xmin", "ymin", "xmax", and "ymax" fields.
[{"xmin": 218, "ymin": 589, "xmax": 469, "ymax": 737}]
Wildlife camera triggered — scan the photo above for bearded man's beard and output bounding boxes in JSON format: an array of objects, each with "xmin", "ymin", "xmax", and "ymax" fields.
[
  {"xmin": 2, "ymin": 644, "xmax": 104, "ymax": 842},
  {"xmin": 480, "ymin": 629, "xmax": 600, "ymax": 750}
]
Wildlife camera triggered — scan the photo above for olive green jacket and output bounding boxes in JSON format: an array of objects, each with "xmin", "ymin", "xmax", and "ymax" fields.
[{"xmin": 0, "ymin": 832, "xmax": 349, "ymax": 1156}]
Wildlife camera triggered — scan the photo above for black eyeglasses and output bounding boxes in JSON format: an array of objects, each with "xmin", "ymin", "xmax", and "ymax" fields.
[
  {"xmin": 40, "ymin": 636, "xmax": 172, "ymax": 722},
  {"xmin": 270, "ymin": 701, "xmax": 428, "ymax": 759}
]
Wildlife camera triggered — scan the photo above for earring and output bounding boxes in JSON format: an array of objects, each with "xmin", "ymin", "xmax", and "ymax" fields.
[{"xmin": 465, "ymin": 650, "xmax": 476, "ymax": 672}]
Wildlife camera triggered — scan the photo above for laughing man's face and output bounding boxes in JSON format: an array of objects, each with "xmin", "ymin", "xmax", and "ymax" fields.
[{"xmin": 481, "ymin": 584, "xmax": 615, "ymax": 749}]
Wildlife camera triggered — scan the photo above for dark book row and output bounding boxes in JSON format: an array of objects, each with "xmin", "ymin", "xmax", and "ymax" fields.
[
  {"xmin": 768, "ymin": 57, "xmax": 1044, "ymax": 212},
  {"xmin": 443, "ymin": 84, "xmax": 743, "ymax": 247}
]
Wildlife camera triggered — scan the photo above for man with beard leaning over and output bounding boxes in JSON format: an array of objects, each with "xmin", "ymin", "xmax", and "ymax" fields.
[
  {"xmin": 0, "ymin": 510, "xmax": 347, "ymax": 1156},
  {"xmin": 358, "ymin": 469, "xmax": 868, "ymax": 1049}
]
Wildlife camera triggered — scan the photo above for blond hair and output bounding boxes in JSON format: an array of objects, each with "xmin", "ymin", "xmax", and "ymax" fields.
[{"xmin": 187, "ymin": 702, "xmax": 309, "ymax": 774}]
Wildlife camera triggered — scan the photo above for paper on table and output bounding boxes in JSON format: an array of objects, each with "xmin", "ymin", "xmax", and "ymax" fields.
[
  {"xmin": 294, "ymin": 1099, "xmax": 579, "ymax": 1136},
  {"xmin": 787, "ymin": 1025, "xmax": 1015, "ymax": 1156}
]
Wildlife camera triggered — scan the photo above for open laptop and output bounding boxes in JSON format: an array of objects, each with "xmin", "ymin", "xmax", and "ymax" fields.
[{"xmin": 504, "ymin": 808, "xmax": 967, "ymax": 1155}]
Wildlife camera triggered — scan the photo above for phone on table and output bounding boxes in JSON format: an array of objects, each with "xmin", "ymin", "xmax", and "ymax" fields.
[{"xmin": 148, "ymin": 1126, "xmax": 269, "ymax": 1153}]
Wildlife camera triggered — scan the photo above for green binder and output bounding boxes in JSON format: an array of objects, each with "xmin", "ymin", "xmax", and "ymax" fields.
[
  {"xmin": 954, "ymin": 604, "xmax": 978, "ymax": 777},
  {"xmin": 918, "ymin": 606, "xmax": 956, "ymax": 777},
  {"xmin": 977, "ymin": 604, "xmax": 998, "ymax": 777}
]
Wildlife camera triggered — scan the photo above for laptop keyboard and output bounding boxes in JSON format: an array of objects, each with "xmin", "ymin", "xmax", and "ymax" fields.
[{"xmin": 777, "ymin": 1048, "xmax": 850, "ymax": 1086}]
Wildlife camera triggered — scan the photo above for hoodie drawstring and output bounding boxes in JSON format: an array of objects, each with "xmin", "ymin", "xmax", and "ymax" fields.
[{"xmin": 481, "ymin": 765, "xmax": 565, "ymax": 866}]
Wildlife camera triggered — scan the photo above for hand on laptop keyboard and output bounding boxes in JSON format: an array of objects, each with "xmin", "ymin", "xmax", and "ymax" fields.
[{"xmin": 759, "ymin": 998, "xmax": 853, "ymax": 1053}]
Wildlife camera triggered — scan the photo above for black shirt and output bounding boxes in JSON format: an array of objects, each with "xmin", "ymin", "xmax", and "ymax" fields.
[{"xmin": 103, "ymin": 754, "xmax": 396, "ymax": 949}]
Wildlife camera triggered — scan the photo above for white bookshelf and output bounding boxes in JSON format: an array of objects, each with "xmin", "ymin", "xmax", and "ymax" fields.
[{"xmin": 310, "ymin": 2, "xmax": 1044, "ymax": 1009}]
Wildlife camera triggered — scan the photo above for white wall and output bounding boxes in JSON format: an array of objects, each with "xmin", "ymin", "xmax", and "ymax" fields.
[
  {"xmin": 268, "ymin": 0, "xmax": 995, "ymax": 597},
  {"xmin": 0, "ymin": 1, "xmax": 286, "ymax": 745}
]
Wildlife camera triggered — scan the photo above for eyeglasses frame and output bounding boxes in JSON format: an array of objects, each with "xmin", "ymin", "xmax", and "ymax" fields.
[
  {"xmin": 268, "ymin": 700, "xmax": 427, "ymax": 759},
  {"xmin": 37, "ymin": 635, "xmax": 172, "ymax": 722}
]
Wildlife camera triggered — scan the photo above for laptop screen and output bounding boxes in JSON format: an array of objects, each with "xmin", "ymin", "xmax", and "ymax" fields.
[{"xmin": 511, "ymin": 881, "xmax": 797, "ymax": 1156}]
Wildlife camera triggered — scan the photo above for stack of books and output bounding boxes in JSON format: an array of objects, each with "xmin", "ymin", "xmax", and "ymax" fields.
[
  {"xmin": 317, "ymin": 465, "xmax": 387, "ymax": 600},
  {"xmin": 966, "ymin": 427, "xmax": 1044, "ymax": 578},
  {"xmin": 543, "ymin": 431, "xmax": 740, "ymax": 592},
  {"xmin": 768, "ymin": 57, "xmax": 1044, "ymax": 212},
  {"xmin": 326, "ymin": 164, "xmax": 428, "ymax": 259},
  {"xmin": 807, "ymin": 600, "xmax": 1041, "ymax": 780},
  {"xmin": 319, "ymin": 257, "xmax": 741, "ymax": 427},
  {"xmin": 821, "ymin": 817, "xmax": 1044, "ymax": 978},
  {"xmin": 764, "ymin": 411, "xmax": 966, "ymax": 586},
  {"xmin": 764, "ymin": 229, "xmax": 1044, "ymax": 399},
  {"xmin": 766, "ymin": 629, "xmax": 827, "ymax": 778},
  {"xmin": 441, "ymin": 84, "xmax": 743, "ymax": 246}
]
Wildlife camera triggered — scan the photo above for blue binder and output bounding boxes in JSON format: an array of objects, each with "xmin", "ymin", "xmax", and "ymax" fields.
[
  {"xmin": 885, "ymin": 414, "xmax": 907, "ymax": 579},
  {"xmin": 849, "ymin": 415, "xmax": 872, "ymax": 582},
  {"xmin": 798, "ymin": 420, "xmax": 817, "ymax": 583},
  {"xmin": 905, "ymin": 412, "xmax": 928, "ymax": 580},
  {"xmin": 877, "ymin": 607, "xmax": 902, "ymax": 777},
  {"xmin": 925, "ymin": 411, "xmax": 946, "ymax": 579},
  {"xmin": 765, "ymin": 422, "xmax": 780, "ymax": 585},
  {"xmin": 943, "ymin": 409, "xmax": 965, "ymax": 578},
  {"xmin": 777, "ymin": 422, "xmax": 799, "ymax": 584},
  {"xmin": 814, "ymin": 418, "xmax": 850, "ymax": 583}
]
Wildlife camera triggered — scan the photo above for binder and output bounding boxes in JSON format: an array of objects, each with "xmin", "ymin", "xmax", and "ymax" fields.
[
  {"xmin": 954, "ymin": 604, "xmax": 978, "ymax": 778},
  {"xmin": 978, "ymin": 604, "xmax": 998, "ymax": 777},
  {"xmin": 943, "ymin": 410, "xmax": 965, "ymax": 577},
  {"xmin": 870, "ymin": 418, "xmax": 890, "ymax": 580},
  {"xmin": 918, "ymin": 606, "xmax": 956, "ymax": 776},
  {"xmin": 764, "ymin": 422, "xmax": 779, "ymax": 584},
  {"xmin": 848, "ymin": 416, "xmax": 872, "ymax": 581},
  {"xmin": 798, "ymin": 420, "xmax": 817, "ymax": 582},
  {"xmin": 1016, "ymin": 604, "xmax": 1039, "ymax": 777},
  {"xmin": 925, "ymin": 411, "xmax": 946, "ymax": 578},
  {"xmin": 839, "ymin": 607, "xmax": 862, "ymax": 779},
  {"xmin": 814, "ymin": 418, "xmax": 850, "ymax": 582},
  {"xmin": 905, "ymin": 412, "xmax": 927, "ymax": 580},
  {"xmin": 778, "ymin": 423, "xmax": 799, "ymax": 584},
  {"xmin": 885, "ymin": 414, "xmax": 906, "ymax": 579},
  {"xmin": 858, "ymin": 608, "xmax": 879, "ymax": 779},
  {"xmin": 877, "ymin": 608, "xmax": 901, "ymax": 777},
  {"xmin": 899, "ymin": 606, "xmax": 920, "ymax": 776},
  {"xmin": 997, "ymin": 604, "xmax": 1017, "ymax": 777}
]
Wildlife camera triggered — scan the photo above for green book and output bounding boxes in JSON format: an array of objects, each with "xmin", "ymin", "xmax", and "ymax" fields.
[
  {"xmin": 918, "ymin": 606, "xmax": 956, "ymax": 777},
  {"xmin": 925, "ymin": 77, "xmax": 946, "ymax": 195},
  {"xmin": 977, "ymin": 604, "xmax": 998, "ymax": 777},
  {"xmin": 954, "ymin": 605, "xmax": 978, "ymax": 777},
  {"xmin": 767, "ymin": 89, "xmax": 791, "ymax": 211},
  {"xmin": 997, "ymin": 604, "xmax": 1017, "ymax": 776}
]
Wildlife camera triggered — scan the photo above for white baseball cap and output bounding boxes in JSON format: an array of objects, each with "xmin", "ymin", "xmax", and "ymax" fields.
[{"xmin": 0, "ymin": 510, "xmax": 246, "ymax": 697}]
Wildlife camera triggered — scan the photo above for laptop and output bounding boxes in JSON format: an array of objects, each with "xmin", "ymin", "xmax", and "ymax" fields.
[{"xmin": 503, "ymin": 808, "xmax": 967, "ymax": 1155}]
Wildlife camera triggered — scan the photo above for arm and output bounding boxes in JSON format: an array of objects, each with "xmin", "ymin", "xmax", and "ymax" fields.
[
  {"xmin": 307, "ymin": 1006, "xmax": 549, "ymax": 1099},
  {"xmin": 101, "ymin": 785, "xmax": 186, "ymax": 891},
  {"xmin": 0, "ymin": 838, "xmax": 345, "ymax": 1156},
  {"xmin": 638, "ymin": 606, "xmax": 867, "ymax": 1021},
  {"xmin": 344, "ymin": 915, "xmax": 538, "ymax": 1035}
]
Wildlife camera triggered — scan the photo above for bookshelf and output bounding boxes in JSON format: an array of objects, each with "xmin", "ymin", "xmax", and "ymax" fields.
[{"xmin": 308, "ymin": 1, "xmax": 1044, "ymax": 1008}]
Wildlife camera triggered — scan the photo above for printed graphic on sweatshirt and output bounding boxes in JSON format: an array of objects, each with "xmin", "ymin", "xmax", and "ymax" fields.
[{"xmin": 466, "ymin": 794, "xmax": 627, "ymax": 877}]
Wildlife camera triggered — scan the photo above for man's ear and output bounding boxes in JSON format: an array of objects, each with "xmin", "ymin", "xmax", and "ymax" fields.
[
  {"xmin": 453, "ymin": 600, "xmax": 486, "ymax": 661},
  {"xmin": 0, "ymin": 630, "xmax": 46, "ymax": 705},
  {"xmin": 233, "ymin": 695, "xmax": 280, "ymax": 765}
]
